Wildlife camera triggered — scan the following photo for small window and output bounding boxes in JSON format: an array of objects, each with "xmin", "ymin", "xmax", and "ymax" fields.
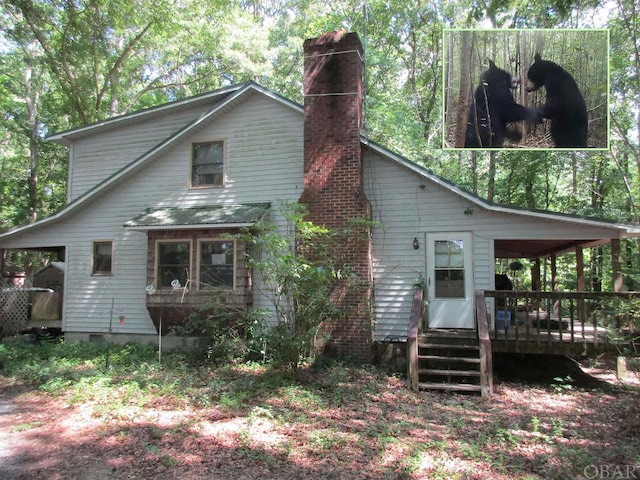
[
  {"xmin": 199, "ymin": 240, "xmax": 235, "ymax": 289},
  {"xmin": 191, "ymin": 141, "xmax": 224, "ymax": 187},
  {"xmin": 157, "ymin": 241, "xmax": 191, "ymax": 288},
  {"xmin": 92, "ymin": 241, "xmax": 113, "ymax": 275}
]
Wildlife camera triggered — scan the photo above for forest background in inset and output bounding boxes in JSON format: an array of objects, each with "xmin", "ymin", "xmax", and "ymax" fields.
[{"xmin": 443, "ymin": 29, "xmax": 609, "ymax": 149}]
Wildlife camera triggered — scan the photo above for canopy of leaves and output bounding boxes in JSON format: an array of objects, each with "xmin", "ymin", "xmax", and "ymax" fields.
[{"xmin": 0, "ymin": 0, "xmax": 637, "ymax": 235}]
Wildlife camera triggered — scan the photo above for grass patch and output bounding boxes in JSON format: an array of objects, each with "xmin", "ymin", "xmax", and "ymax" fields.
[{"xmin": 0, "ymin": 341, "xmax": 638, "ymax": 480}]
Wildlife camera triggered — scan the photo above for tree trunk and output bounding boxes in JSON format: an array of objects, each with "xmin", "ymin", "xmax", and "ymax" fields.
[{"xmin": 454, "ymin": 31, "xmax": 472, "ymax": 147}]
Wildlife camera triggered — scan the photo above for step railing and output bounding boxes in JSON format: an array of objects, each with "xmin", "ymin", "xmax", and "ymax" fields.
[
  {"xmin": 475, "ymin": 289, "xmax": 493, "ymax": 398},
  {"xmin": 407, "ymin": 288, "xmax": 423, "ymax": 391}
]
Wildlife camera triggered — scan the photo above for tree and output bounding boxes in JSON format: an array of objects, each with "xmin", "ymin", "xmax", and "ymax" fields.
[{"xmin": 241, "ymin": 203, "xmax": 344, "ymax": 374}]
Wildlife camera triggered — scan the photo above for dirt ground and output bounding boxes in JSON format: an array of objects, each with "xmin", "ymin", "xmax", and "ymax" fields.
[{"xmin": 0, "ymin": 355, "xmax": 638, "ymax": 480}]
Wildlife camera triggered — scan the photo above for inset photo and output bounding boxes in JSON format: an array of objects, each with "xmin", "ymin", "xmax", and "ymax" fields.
[{"xmin": 443, "ymin": 29, "xmax": 609, "ymax": 150}]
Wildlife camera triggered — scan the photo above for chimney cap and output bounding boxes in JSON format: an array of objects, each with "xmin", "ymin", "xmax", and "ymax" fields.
[{"xmin": 303, "ymin": 31, "xmax": 362, "ymax": 52}]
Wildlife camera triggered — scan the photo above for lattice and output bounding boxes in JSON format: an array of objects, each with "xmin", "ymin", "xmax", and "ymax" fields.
[{"xmin": 0, "ymin": 288, "xmax": 30, "ymax": 336}]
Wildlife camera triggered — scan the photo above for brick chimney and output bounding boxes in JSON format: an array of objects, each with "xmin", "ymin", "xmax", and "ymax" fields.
[{"xmin": 301, "ymin": 31, "xmax": 373, "ymax": 361}]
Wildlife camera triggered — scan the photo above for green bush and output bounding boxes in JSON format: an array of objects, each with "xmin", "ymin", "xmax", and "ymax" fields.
[{"xmin": 239, "ymin": 202, "xmax": 346, "ymax": 373}]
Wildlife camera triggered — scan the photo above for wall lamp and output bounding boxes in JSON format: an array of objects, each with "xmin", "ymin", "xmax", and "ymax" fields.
[{"xmin": 413, "ymin": 238, "xmax": 420, "ymax": 250}]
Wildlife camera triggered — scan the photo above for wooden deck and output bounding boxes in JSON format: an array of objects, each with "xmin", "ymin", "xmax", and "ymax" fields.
[
  {"xmin": 485, "ymin": 290, "xmax": 640, "ymax": 355},
  {"xmin": 407, "ymin": 288, "xmax": 639, "ymax": 397}
]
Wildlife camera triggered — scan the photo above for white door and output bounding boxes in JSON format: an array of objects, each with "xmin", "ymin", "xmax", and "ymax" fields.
[{"xmin": 426, "ymin": 232, "xmax": 474, "ymax": 329}]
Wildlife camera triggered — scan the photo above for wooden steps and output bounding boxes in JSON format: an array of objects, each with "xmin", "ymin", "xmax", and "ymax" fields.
[{"xmin": 416, "ymin": 329, "xmax": 483, "ymax": 394}]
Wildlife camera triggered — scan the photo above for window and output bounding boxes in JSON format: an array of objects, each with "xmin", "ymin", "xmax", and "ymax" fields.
[
  {"xmin": 191, "ymin": 141, "xmax": 224, "ymax": 187},
  {"xmin": 157, "ymin": 241, "xmax": 191, "ymax": 288},
  {"xmin": 198, "ymin": 240, "xmax": 235, "ymax": 289},
  {"xmin": 92, "ymin": 241, "xmax": 114, "ymax": 275},
  {"xmin": 434, "ymin": 240, "xmax": 465, "ymax": 298}
]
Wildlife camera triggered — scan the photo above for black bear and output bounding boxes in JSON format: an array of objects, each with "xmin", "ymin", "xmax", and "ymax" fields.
[
  {"xmin": 526, "ymin": 53, "xmax": 588, "ymax": 148},
  {"xmin": 465, "ymin": 60, "xmax": 540, "ymax": 148}
]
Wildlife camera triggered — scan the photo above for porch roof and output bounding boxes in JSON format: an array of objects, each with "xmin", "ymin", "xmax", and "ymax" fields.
[
  {"xmin": 124, "ymin": 203, "xmax": 270, "ymax": 230},
  {"xmin": 494, "ymin": 239, "xmax": 610, "ymax": 258}
]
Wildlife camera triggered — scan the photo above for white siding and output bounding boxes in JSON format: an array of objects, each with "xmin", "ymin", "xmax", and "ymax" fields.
[
  {"xmin": 68, "ymin": 106, "xmax": 211, "ymax": 201},
  {"xmin": 363, "ymin": 149, "xmax": 624, "ymax": 341},
  {"xmin": 3, "ymin": 94, "xmax": 302, "ymax": 335}
]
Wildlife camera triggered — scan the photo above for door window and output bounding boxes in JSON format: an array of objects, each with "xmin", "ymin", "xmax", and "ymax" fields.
[{"xmin": 434, "ymin": 240, "xmax": 465, "ymax": 298}]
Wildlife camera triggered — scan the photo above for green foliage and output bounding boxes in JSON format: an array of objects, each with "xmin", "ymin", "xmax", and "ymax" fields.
[
  {"xmin": 170, "ymin": 202, "xmax": 357, "ymax": 373},
  {"xmin": 239, "ymin": 202, "xmax": 345, "ymax": 373},
  {"xmin": 0, "ymin": 0, "xmax": 638, "ymax": 235},
  {"xmin": 552, "ymin": 375, "xmax": 575, "ymax": 392},
  {"xmin": 0, "ymin": 340, "xmax": 158, "ymax": 388},
  {"xmin": 171, "ymin": 291, "xmax": 268, "ymax": 364}
]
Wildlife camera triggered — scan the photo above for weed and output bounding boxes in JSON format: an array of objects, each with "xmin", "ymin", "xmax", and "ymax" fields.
[
  {"xmin": 142, "ymin": 443, "xmax": 161, "ymax": 454},
  {"xmin": 247, "ymin": 405, "xmax": 274, "ymax": 426},
  {"xmin": 160, "ymin": 455, "xmax": 180, "ymax": 467},
  {"xmin": 12, "ymin": 422, "xmax": 43, "ymax": 432},
  {"xmin": 551, "ymin": 418, "xmax": 565, "ymax": 438},
  {"xmin": 530, "ymin": 415, "xmax": 541, "ymax": 434},
  {"xmin": 552, "ymin": 375, "xmax": 575, "ymax": 392},
  {"xmin": 307, "ymin": 429, "xmax": 347, "ymax": 451},
  {"xmin": 219, "ymin": 391, "xmax": 247, "ymax": 411}
]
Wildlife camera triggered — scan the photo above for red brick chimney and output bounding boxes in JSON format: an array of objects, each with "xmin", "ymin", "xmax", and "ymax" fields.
[{"xmin": 301, "ymin": 31, "xmax": 373, "ymax": 361}]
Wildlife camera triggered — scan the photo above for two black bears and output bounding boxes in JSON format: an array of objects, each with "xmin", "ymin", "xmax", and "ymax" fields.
[{"xmin": 465, "ymin": 55, "xmax": 588, "ymax": 148}]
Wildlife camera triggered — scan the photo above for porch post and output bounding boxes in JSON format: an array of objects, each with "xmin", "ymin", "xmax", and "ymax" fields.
[
  {"xmin": 611, "ymin": 238, "xmax": 624, "ymax": 292},
  {"xmin": 531, "ymin": 257, "xmax": 541, "ymax": 291},
  {"xmin": 550, "ymin": 253, "xmax": 558, "ymax": 291},
  {"xmin": 576, "ymin": 246, "xmax": 585, "ymax": 323},
  {"xmin": 551, "ymin": 253, "xmax": 559, "ymax": 316},
  {"xmin": 0, "ymin": 248, "xmax": 5, "ymax": 285},
  {"xmin": 576, "ymin": 247, "xmax": 585, "ymax": 291}
]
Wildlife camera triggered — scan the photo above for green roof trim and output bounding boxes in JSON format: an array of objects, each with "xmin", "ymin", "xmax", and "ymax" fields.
[{"xmin": 124, "ymin": 203, "xmax": 270, "ymax": 230}]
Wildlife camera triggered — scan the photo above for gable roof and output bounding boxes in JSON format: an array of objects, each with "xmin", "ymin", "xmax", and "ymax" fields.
[
  {"xmin": 0, "ymin": 82, "xmax": 298, "ymax": 239},
  {"xmin": 361, "ymin": 137, "xmax": 640, "ymax": 238},
  {"xmin": 47, "ymin": 82, "xmax": 299, "ymax": 146},
  {"xmin": 1, "ymin": 81, "xmax": 638, "ymax": 244}
]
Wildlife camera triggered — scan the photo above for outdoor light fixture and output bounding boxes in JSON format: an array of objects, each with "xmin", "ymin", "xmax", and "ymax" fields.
[{"xmin": 413, "ymin": 238, "xmax": 420, "ymax": 250}]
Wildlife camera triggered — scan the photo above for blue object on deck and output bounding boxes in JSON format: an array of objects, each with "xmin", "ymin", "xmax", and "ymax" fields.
[{"xmin": 496, "ymin": 310, "xmax": 512, "ymax": 330}]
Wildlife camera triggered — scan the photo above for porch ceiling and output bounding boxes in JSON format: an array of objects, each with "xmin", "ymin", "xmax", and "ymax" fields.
[{"xmin": 494, "ymin": 238, "xmax": 609, "ymax": 258}]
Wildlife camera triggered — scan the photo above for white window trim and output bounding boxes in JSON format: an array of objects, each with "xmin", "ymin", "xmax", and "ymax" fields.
[{"xmin": 91, "ymin": 240, "xmax": 114, "ymax": 276}]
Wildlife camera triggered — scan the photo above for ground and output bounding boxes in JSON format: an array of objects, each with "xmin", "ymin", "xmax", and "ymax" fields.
[{"xmin": 0, "ymin": 355, "xmax": 638, "ymax": 480}]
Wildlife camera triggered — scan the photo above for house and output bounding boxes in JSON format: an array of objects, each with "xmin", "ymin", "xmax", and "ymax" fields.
[{"xmin": 0, "ymin": 31, "xmax": 638, "ymax": 370}]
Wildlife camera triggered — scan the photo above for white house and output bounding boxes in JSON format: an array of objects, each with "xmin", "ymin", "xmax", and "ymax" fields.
[{"xmin": 0, "ymin": 31, "xmax": 637, "ymax": 360}]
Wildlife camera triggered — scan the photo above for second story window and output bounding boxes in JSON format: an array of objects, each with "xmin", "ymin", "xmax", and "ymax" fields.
[{"xmin": 192, "ymin": 141, "xmax": 224, "ymax": 187}]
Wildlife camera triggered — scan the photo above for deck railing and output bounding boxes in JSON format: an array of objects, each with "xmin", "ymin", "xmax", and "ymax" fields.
[{"xmin": 482, "ymin": 290, "xmax": 640, "ymax": 354}]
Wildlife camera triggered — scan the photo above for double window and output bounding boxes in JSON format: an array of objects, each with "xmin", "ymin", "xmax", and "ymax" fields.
[
  {"xmin": 92, "ymin": 241, "xmax": 114, "ymax": 275},
  {"xmin": 156, "ymin": 239, "xmax": 235, "ymax": 290},
  {"xmin": 191, "ymin": 141, "xmax": 224, "ymax": 187}
]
